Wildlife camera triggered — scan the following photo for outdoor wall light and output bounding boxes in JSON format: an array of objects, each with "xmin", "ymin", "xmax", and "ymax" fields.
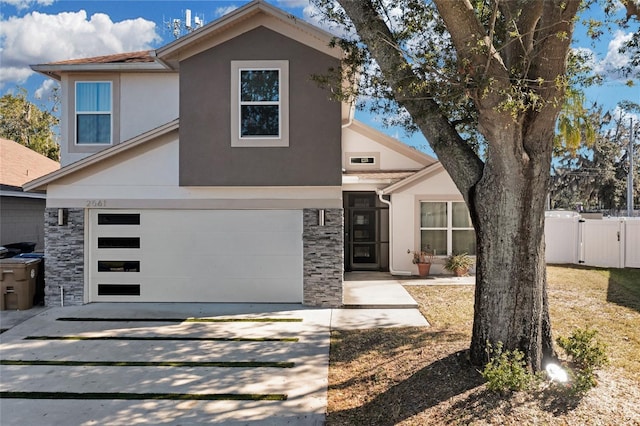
[
  {"xmin": 318, "ymin": 209, "xmax": 326, "ymax": 226},
  {"xmin": 57, "ymin": 208, "xmax": 67, "ymax": 226}
]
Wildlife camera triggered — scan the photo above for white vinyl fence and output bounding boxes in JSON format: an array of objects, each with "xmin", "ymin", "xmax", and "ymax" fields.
[{"xmin": 545, "ymin": 212, "xmax": 640, "ymax": 268}]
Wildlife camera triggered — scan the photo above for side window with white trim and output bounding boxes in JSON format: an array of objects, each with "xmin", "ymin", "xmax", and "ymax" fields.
[{"xmin": 420, "ymin": 201, "xmax": 476, "ymax": 255}]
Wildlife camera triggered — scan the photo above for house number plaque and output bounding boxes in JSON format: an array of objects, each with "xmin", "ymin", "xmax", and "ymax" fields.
[{"xmin": 86, "ymin": 200, "xmax": 107, "ymax": 207}]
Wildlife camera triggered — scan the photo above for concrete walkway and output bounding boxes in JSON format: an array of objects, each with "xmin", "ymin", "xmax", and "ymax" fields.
[{"xmin": 0, "ymin": 275, "xmax": 469, "ymax": 424}]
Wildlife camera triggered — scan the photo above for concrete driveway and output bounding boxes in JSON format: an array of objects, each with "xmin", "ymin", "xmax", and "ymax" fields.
[{"xmin": 0, "ymin": 303, "xmax": 332, "ymax": 425}]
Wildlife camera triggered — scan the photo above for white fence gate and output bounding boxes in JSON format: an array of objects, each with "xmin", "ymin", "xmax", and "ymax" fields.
[
  {"xmin": 545, "ymin": 213, "xmax": 640, "ymax": 268},
  {"xmin": 626, "ymin": 220, "xmax": 640, "ymax": 268}
]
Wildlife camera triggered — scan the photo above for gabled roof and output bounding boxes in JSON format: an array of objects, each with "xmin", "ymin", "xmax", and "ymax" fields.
[
  {"xmin": 346, "ymin": 120, "xmax": 438, "ymax": 167},
  {"xmin": 23, "ymin": 120, "xmax": 179, "ymax": 192},
  {"xmin": 155, "ymin": 0, "xmax": 342, "ymax": 69},
  {"xmin": 381, "ymin": 162, "xmax": 445, "ymax": 194},
  {"xmin": 30, "ymin": 1, "xmax": 341, "ymax": 79},
  {"xmin": 0, "ymin": 138, "xmax": 59, "ymax": 188},
  {"xmin": 48, "ymin": 50, "xmax": 155, "ymax": 65},
  {"xmin": 31, "ymin": 50, "xmax": 167, "ymax": 80}
]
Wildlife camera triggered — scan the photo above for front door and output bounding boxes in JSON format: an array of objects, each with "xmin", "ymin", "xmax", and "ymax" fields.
[{"xmin": 344, "ymin": 192, "xmax": 389, "ymax": 271}]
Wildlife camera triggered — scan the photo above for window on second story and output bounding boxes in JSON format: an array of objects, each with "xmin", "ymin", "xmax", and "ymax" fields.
[
  {"xmin": 231, "ymin": 60, "xmax": 289, "ymax": 147},
  {"xmin": 76, "ymin": 82, "xmax": 112, "ymax": 144},
  {"xmin": 240, "ymin": 69, "xmax": 280, "ymax": 137}
]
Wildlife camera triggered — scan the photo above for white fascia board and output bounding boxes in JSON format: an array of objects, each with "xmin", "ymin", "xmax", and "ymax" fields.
[
  {"xmin": 30, "ymin": 62, "xmax": 170, "ymax": 80},
  {"xmin": 345, "ymin": 120, "xmax": 438, "ymax": 166},
  {"xmin": 156, "ymin": 1, "xmax": 341, "ymax": 67},
  {"xmin": 382, "ymin": 163, "xmax": 444, "ymax": 194},
  {"xmin": 0, "ymin": 190, "xmax": 46, "ymax": 199}
]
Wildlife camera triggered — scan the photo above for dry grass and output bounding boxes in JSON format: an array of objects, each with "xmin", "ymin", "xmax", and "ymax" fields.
[{"xmin": 327, "ymin": 265, "xmax": 640, "ymax": 425}]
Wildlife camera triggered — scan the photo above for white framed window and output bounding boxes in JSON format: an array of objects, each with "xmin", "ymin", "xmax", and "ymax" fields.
[
  {"xmin": 420, "ymin": 201, "xmax": 476, "ymax": 256},
  {"xmin": 75, "ymin": 81, "xmax": 112, "ymax": 144},
  {"xmin": 231, "ymin": 60, "xmax": 289, "ymax": 147}
]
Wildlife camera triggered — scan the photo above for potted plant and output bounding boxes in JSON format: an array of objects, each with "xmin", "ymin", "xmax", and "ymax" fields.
[
  {"xmin": 411, "ymin": 248, "xmax": 435, "ymax": 277},
  {"xmin": 444, "ymin": 253, "xmax": 474, "ymax": 277}
]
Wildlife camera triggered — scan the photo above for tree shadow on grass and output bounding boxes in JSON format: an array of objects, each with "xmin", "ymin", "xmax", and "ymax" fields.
[
  {"xmin": 606, "ymin": 268, "xmax": 640, "ymax": 314},
  {"xmin": 327, "ymin": 349, "xmax": 484, "ymax": 425},
  {"xmin": 444, "ymin": 384, "xmax": 583, "ymax": 424}
]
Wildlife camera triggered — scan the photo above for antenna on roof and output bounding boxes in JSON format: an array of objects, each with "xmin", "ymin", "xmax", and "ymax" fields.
[{"xmin": 164, "ymin": 9, "xmax": 205, "ymax": 39}]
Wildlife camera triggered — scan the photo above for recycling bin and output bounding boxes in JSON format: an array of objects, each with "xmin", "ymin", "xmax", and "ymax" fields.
[
  {"xmin": 17, "ymin": 253, "xmax": 45, "ymax": 306},
  {"xmin": 0, "ymin": 258, "xmax": 40, "ymax": 310}
]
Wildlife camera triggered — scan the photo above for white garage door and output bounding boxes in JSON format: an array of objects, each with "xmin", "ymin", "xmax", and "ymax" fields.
[{"xmin": 88, "ymin": 210, "xmax": 303, "ymax": 303}]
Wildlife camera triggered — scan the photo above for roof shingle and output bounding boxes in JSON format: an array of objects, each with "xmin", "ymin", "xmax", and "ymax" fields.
[
  {"xmin": 0, "ymin": 138, "xmax": 60, "ymax": 188},
  {"xmin": 46, "ymin": 50, "xmax": 154, "ymax": 66}
]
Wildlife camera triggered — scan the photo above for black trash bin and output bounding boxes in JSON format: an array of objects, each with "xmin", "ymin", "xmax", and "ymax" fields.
[
  {"xmin": 16, "ymin": 253, "xmax": 45, "ymax": 306},
  {"xmin": 3, "ymin": 242, "xmax": 37, "ymax": 258}
]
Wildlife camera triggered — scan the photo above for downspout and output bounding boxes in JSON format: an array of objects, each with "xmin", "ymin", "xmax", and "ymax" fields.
[
  {"xmin": 377, "ymin": 189, "xmax": 413, "ymax": 276},
  {"xmin": 341, "ymin": 103, "xmax": 355, "ymax": 128}
]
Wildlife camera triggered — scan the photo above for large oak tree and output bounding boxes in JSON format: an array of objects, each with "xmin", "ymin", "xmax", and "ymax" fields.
[{"xmin": 315, "ymin": 0, "xmax": 639, "ymax": 370}]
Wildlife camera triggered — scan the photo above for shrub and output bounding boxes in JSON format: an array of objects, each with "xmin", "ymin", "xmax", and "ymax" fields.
[
  {"xmin": 481, "ymin": 342, "xmax": 534, "ymax": 393},
  {"xmin": 556, "ymin": 328, "xmax": 609, "ymax": 395}
]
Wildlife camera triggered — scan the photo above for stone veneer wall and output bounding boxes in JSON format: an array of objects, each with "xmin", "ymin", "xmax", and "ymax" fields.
[
  {"xmin": 42, "ymin": 207, "xmax": 341, "ymax": 307},
  {"xmin": 44, "ymin": 208, "xmax": 85, "ymax": 306},
  {"xmin": 303, "ymin": 208, "xmax": 343, "ymax": 307}
]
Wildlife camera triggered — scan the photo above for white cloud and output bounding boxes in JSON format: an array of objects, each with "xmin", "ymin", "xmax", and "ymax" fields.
[
  {"xmin": 34, "ymin": 78, "xmax": 58, "ymax": 100},
  {"xmin": 0, "ymin": 10, "xmax": 161, "ymax": 88},
  {"xmin": 213, "ymin": 6, "xmax": 240, "ymax": 18},
  {"xmin": 302, "ymin": 2, "xmax": 355, "ymax": 39},
  {"xmin": 0, "ymin": 0, "xmax": 54, "ymax": 11},
  {"xmin": 275, "ymin": 0, "xmax": 311, "ymax": 8},
  {"xmin": 595, "ymin": 30, "xmax": 636, "ymax": 79}
]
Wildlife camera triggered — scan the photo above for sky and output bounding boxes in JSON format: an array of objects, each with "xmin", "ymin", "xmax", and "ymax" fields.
[{"xmin": 1, "ymin": 0, "xmax": 638, "ymax": 156}]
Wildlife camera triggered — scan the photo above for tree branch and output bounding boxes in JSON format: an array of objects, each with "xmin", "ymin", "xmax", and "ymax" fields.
[
  {"xmin": 336, "ymin": 0, "xmax": 484, "ymax": 198},
  {"xmin": 623, "ymin": 0, "xmax": 640, "ymax": 21}
]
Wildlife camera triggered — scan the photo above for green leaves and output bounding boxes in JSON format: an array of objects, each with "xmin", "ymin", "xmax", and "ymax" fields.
[{"xmin": 0, "ymin": 88, "xmax": 60, "ymax": 161}]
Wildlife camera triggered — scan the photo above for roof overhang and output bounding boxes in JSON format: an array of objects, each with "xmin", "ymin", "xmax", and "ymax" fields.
[
  {"xmin": 156, "ymin": 0, "xmax": 342, "ymax": 70},
  {"xmin": 30, "ymin": 62, "xmax": 169, "ymax": 81},
  {"xmin": 24, "ymin": 119, "xmax": 179, "ymax": 192},
  {"xmin": 381, "ymin": 162, "xmax": 445, "ymax": 194},
  {"xmin": 0, "ymin": 188, "xmax": 46, "ymax": 199},
  {"xmin": 345, "ymin": 120, "xmax": 439, "ymax": 167}
]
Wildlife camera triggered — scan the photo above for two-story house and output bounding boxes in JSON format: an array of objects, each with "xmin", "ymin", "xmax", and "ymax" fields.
[{"xmin": 25, "ymin": 0, "xmax": 474, "ymax": 307}]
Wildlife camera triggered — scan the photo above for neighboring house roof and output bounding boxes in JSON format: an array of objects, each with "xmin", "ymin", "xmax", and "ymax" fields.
[
  {"xmin": 23, "ymin": 120, "xmax": 179, "ymax": 192},
  {"xmin": 155, "ymin": 0, "xmax": 342, "ymax": 70},
  {"xmin": 31, "ymin": 50, "xmax": 167, "ymax": 80},
  {"xmin": 0, "ymin": 138, "xmax": 60, "ymax": 191}
]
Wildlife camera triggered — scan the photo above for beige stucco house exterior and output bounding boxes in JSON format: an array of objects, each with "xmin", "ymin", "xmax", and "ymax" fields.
[{"xmin": 25, "ymin": 0, "xmax": 473, "ymax": 307}]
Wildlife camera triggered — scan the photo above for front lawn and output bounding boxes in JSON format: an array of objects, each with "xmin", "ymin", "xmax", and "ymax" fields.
[{"xmin": 327, "ymin": 265, "xmax": 640, "ymax": 425}]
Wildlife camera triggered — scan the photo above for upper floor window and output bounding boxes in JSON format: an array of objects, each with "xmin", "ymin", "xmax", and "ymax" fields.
[
  {"xmin": 240, "ymin": 69, "xmax": 280, "ymax": 137},
  {"xmin": 76, "ymin": 82, "xmax": 112, "ymax": 144},
  {"xmin": 231, "ymin": 60, "xmax": 289, "ymax": 147},
  {"xmin": 420, "ymin": 201, "xmax": 476, "ymax": 256}
]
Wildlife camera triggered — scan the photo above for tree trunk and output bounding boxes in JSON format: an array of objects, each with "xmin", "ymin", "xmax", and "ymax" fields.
[
  {"xmin": 331, "ymin": 0, "xmax": 574, "ymax": 372},
  {"xmin": 468, "ymin": 124, "xmax": 555, "ymax": 370}
]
